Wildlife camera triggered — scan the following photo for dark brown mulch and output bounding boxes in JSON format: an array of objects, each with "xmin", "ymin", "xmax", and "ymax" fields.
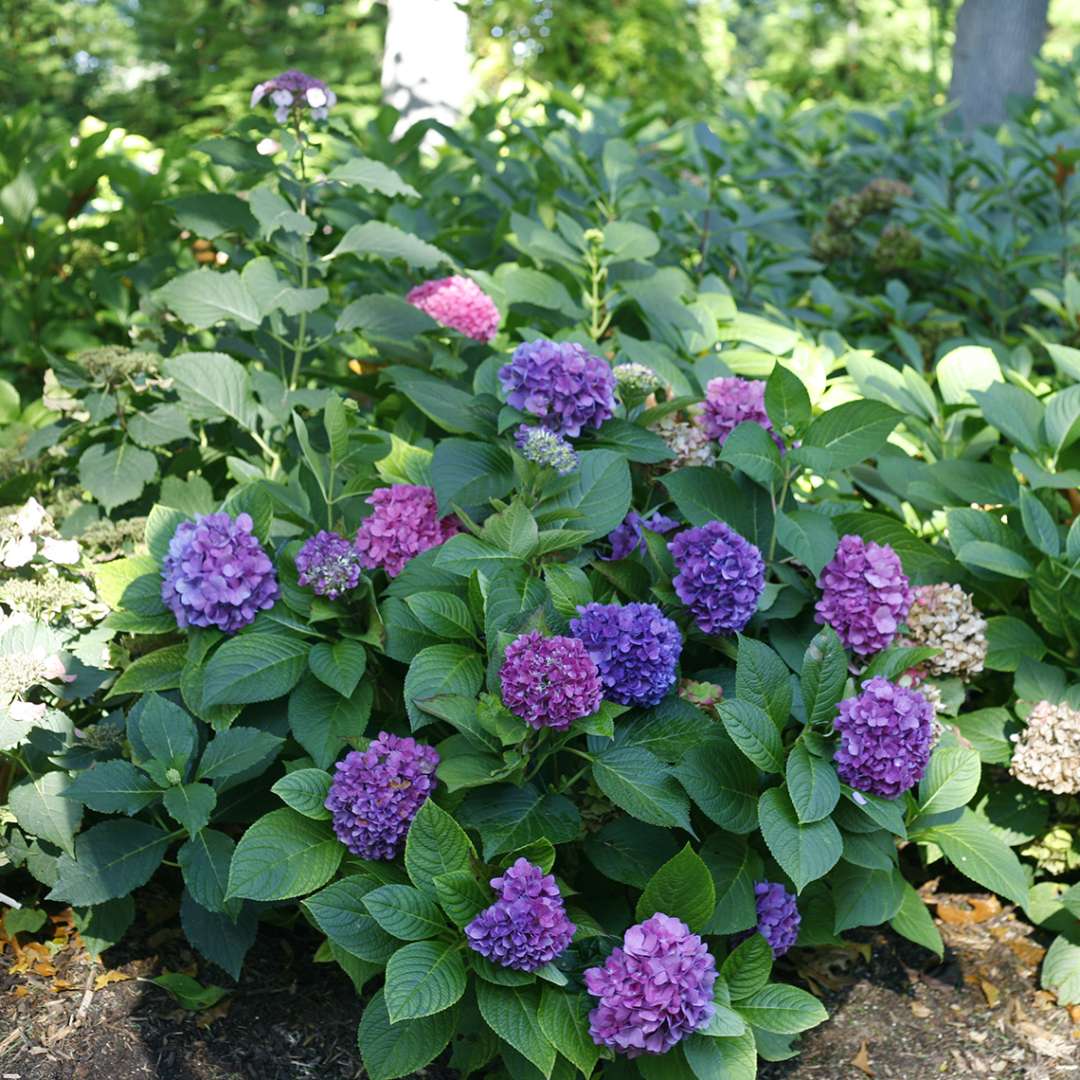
[{"xmin": 0, "ymin": 888, "xmax": 1076, "ymax": 1079}]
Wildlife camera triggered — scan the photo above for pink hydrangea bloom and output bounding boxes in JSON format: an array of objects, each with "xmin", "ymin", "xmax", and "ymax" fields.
[
  {"xmin": 406, "ymin": 276, "xmax": 500, "ymax": 343},
  {"xmin": 353, "ymin": 485, "xmax": 460, "ymax": 578}
]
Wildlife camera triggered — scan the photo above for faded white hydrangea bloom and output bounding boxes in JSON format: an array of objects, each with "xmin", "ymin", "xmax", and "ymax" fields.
[
  {"xmin": 1010, "ymin": 700, "xmax": 1080, "ymax": 795},
  {"xmin": 902, "ymin": 583, "xmax": 987, "ymax": 680},
  {"xmin": 650, "ymin": 409, "xmax": 714, "ymax": 469},
  {"xmin": 1, "ymin": 499, "xmax": 52, "ymax": 568},
  {"xmin": 0, "ymin": 648, "xmax": 70, "ymax": 708}
]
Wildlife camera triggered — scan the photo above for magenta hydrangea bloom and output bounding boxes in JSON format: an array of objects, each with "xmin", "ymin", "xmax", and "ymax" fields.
[
  {"xmin": 500, "ymin": 631, "xmax": 603, "ymax": 731},
  {"xmin": 498, "ymin": 339, "xmax": 616, "ymax": 437},
  {"xmin": 465, "ymin": 858, "xmax": 576, "ymax": 972},
  {"xmin": 353, "ymin": 485, "xmax": 460, "ymax": 578},
  {"xmin": 702, "ymin": 376, "xmax": 784, "ymax": 449},
  {"xmin": 514, "ymin": 425, "xmax": 579, "ymax": 475},
  {"xmin": 160, "ymin": 512, "xmax": 279, "ymax": 634},
  {"xmin": 746, "ymin": 882, "xmax": 801, "ymax": 957},
  {"xmin": 570, "ymin": 602, "xmax": 682, "ymax": 708},
  {"xmin": 604, "ymin": 510, "xmax": 680, "ymax": 561},
  {"xmin": 833, "ymin": 676, "xmax": 934, "ymax": 798},
  {"xmin": 406, "ymin": 275, "xmax": 500, "ymax": 343},
  {"xmin": 295, "ymin": 531, "xmax": 363, "ymax": 599},
  {"xmin": 250, "ymin": 69, "xmax": 336, "ymax": 122},
  {"xmin": 324, "ymin": 732, "xmax": 439, "ymax": 859},
  {"xmin": 815, "ymin": 534, "xmax": 912, "ymax": 655},
  {"xmin": 585, "ymin": 913, "xmax": 717, "ymax": 1057},
  {"xmin": 669, "ymin": 520, "xmax": 765, "ymax": 635}
]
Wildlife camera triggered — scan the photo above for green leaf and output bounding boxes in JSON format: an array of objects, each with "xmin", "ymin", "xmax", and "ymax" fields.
[
  {"xmin": 889, "ymin": 881, "xmax": 943, "ymax": 959},
  {"xmin": 935, "ymin": 345, "xmax": 1002, "ymax": 405},
  {"xmin": 792, "ymin": 400, "xmax": 901, "ymax": 473},
  {"xmin": 152, "ymin": 972, "xmax": 230, "ymax": 1011},
  {"xmin": 984, "ymin": 617, "xmax": 1047, "ymax": 672},
  {"xmin": 73, "ymin": 897, "xmax": 135, "ymax": 958},
  {"xmin": 432, "ymin": 870, "xmax": 489, "ymax": 926},
  {"xmin": 735, "ymin": 984, "xmax": 828, "ymax": 1034},
  {"xmin": 675, "ymin": 739, "xmax": 758, "ymax": 834},
  {"xmin": 328, "ymin": 156, "xmax": 419, "ymax": 197},
  {"xmin": 735, "ymin": 636, "xmax": 792, "ymax": 728},
  {"xmin": 701, "ymin": 834, "xmax": 762, "ymax": 934},
  {"xmin": 971, "ymin": 383, "xmax": 1045, "ymax": 456},
  {"xmin": 1019, "ymin": 488, "xmax": 1060, "ymax": 558},
  {"xmin": 786, "ymin": 742, "xmax": 840, "ymax": 824},
  {"xmin": 271, "ymin": 768, "xmax": 331, "ymax": 819},
  {"xmin": 592, "ymin": 747, "xmax": 693, "ymax": 831},
  {"xmin": 684, "ymin": 1031, "xmax": 757, "ymax": 1080},
  {"xmin": 48, "ymin": 821, "xmax": 171, "ymax": 906},
  {"xmin": 831, "ymin": 864, "xmax": 905, "ymax": 931},
  {"xmin": 719, "ymin": 421, "xmax": 784, "ymax": 489},
  {"xmin": 363, "ymin": 884, "xmax": 446, "ymax": 941},
  {"xmin": 178, "ymin": 829, "xmax": 235, "ymax": 913},
  {"xmin": 180, "ymin": 891, "xmax": 257, "ymax": 979},
  {"xmin": 583, "ymin": 818, "xmax": 680, "ymax": 888},
  {"xmin": 635, "ymin": 843, "xmax": 716, "ymax": 931},
  {"xmin": 405, "ymin": 799, "xmax": 476, "ymax": 899},
  {"xmin": 583, "ymin": 418, "xmax": 674, "ymax": 464},
  {"xmin": 956, "ymin": 540, "xmax": 1032, "ymax": 579},
  {"xmin": 718, "ymin": 700, "xmax": 784, "ymax": 773},
  {"xmin": 78, "ymin": 442, "xmax": 158, "ymax": 513},
  {"xmin": 358, "ymin": 989, "xmax": 457, "ymax": 1080},
  {"xmin": 329, "ymin": 221, "xmax": 449, "ymax": 269},
  {"xmin": 155, "ymin": 269, "xmax": 261, "ymax": 330},
  {"xmin": 384, "ymin": 940, "xmax": 466, "ymax": 1021},
  {"xmin": 307, "ymin": 640, "xmax": 367, "ymax": 698},
  {"xmin": 404, "ymin": 644, "xmax": 484, "ymax": 729},
  {"xmin": 757, "ymin": 787, "xmax": 842, "ymax": 891},
  {"xmin": 800, "ymin": 625, "xmax": 848, "ymax": 727},
  {"xmin": 543, "ymin": 564, "xmax": 593, "ymax": 619},
  {"xmin": 163, "ymin": 783, "xmax": 217, "ymax": 836},
  {"xmin": 764, "ymin": 363, "xmax": 812, "ymax": 436},
  {"xmin": 457, "ymin": 785, "xmax": 580, "ymax": 860},
  {"xmin": 288, "ymin": 675, "xmax": 372, "ymax": 769},
  {"xmin": 203, "ymin": 632, "xmax": 310, "ymax": 707},
  {"xmin": 538, "ymin": 449, "xmax": 632, "ymax": 541},
  {"xmin": 166, "ymin": 193, "xmax": 257, "ymax": 238},
  {"xmin": 405, "ymin": 593, "xmax": 476, "ymax": 641},
  {"xmin": 248, "ymin": 186, "xmax": 314, "ymax": 239},
  {"xmin": 226, "ymin": 808, "xmax": 342, "ymax": 901},
  {"xmin": 9, "ymin": 772, "xmax": 82, "ymax": 856},
  {"xmin": 162, "ymin": 351, "xmax": 258, "ymax": 430},
  {"xmin": 303, "ymin": 876, "xmax": 397, "ymax": 962},
  {"xmin": 721, "ymin": 933, "xmax": 773, "ymax": 1001},
  {"xmin": 385, "ymin": 367, "xmax": 493, "ymax": 437},
  {"xmin": 108, "ymin": 644, "xmax": 187, "ymax": 697},
  {"xmin": 136, "ymin": 693, "xmax": 197, "ymax": 771},
  {"xmin": 64, "ymin": 761, "xmax": 161, "ymax": 817},
  {"xmin": 432, "ymin": 438, "xmax": 516, "ymax": 510},
  {"xmin": 197, "ymin": 727, "xmax": 283, "ymax": 782},
  {"xmin": 537, "ymin": 989, "xmax": 599, "ymax": 1076},
  {"xmin": 774, "ymin": 510, "xmax": 838, "ymax": 578},
  {"xmin": 916, "ymin": 745, "xmax": 981, "ymax": 817},
  {"xmin": 1042, "ymin": 933, "xmax": 1080, "ymax": 1006},
  {"xmin": 476, "ymin": 981, "xmax": 555, "ymax": 1078}
]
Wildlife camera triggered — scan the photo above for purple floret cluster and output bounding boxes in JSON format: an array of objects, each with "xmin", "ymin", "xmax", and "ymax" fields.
[
  {"xmin": 570, "ymin": 602, "xmax": 682, "ymax": 708},
  {"xmin": 324, "ymin": 732, "xmax": 440, "ymax": 859},
  {"xmin": 815, "ymin": 534, "xmax": 912, "ymax": 655},
  {"xmin": 465, "ymin": 858, "xmax": 576, "ymax": 972},
  {"xmin": 498, "ymin": 339, "xmax": 616, "ymax": 437},
  {"xmin": 833, "ymin": 676, "xmax": 934, "ymax": 798},
  {"xmin": 500, "ymin": 631, "xmax": 603, "ymax": 732},
  {"xmin": 669, "ymin": 520, "xmax": 765, "ymax": 635},
  {"xmin": 585, "ymin": 913, "xmax": 717, "ymax": 1058},
  {"xmin": 161, "ymin": 512, "xmax": 279, "ymax": 634},
  {"xmin": 702, "ymin": 376, "xmax": 784, "ymax": 450},
  {"xmin": 251, "ymin": 69, "xmax": 336, "ymax": 122},
  {"xmin": 295, "ymin": 531, "xmax": 363, "ymax": 599},
  {"xmin": 406, "ymin": 276, "xmax": 500, "ymax": 343},
  {"xmin": 353, "ymin": 485, "xmax": 460, "ymax": 579},
  {"xmin": 748, "ymin": 881, "xmax": 801, "ymax": 957},
  {"xmin": 604, "ymin": 510, "xmax": 680, "ymax": 561}
]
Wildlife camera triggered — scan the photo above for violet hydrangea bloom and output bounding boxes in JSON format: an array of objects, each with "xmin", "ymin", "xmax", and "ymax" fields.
[
  {"xmin": 585, "ymin": 913, "xmax": 717, "ymax": 1057},
  {"xmin": 702, "ymin": 376, "xmax": 784, "ymax": 450},
  {"xmin": 324, "ymin": 732, "xmax": 439, "ymax": 859},
  {"xmin": 250, "ymin": 69, "xmax": 336, "ymax": 123},
  {"xmin": 833, "ymin": 676, "xmax": 934, "ymax": 798},
  {"xmin": 669, "ymin": 520, "xmax": 765, "ymax": 635},
  {"xmin": 354, "ymin": 485, "xmax": 460, "ymax": 578},
  {"xmin": 161, "ymin": 512, "xmax": 279, "ymax": 634},
  {"xmin": 815, "ymin": 534, "xmax": 912, "ymax": 655},
  {"xmin": 465, "ymin": 858, "xmax": 576, "ymax": 972},
  {"xmin": 746, "ymin": 882, "xmax": 801, "ymax": 957},
  {"xmin": 514, "ymin": 425, "xmax": 579, "ymax": 476},
  {"xmin": 498, "ymin": 339, "xmax": 616, "ymax": 437},
  {"xmin": 295, "ymin": 531, "xmax": 363, "ymax": 599},
  {"xmin": 500, "ymin": 631, "xmax": 603, "ymax": 731},
  {"xmin": 406, "ymin": 275, "xmax": 500, "ymax": 343},
  {"xmin": 604, "ymin": 510, "xmax": 680, "ymax": 561},
  {"xmin": 570, "ymin": 602, "xmax": 681, "ymax": 708}
]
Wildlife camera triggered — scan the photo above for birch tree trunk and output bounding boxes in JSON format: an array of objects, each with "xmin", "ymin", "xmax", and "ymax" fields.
[
  {"xmin": 949, "ymin": 0, "xmax": 1049, "ymax": 131},
  {"xmin": 381, "ymin": 0, "xmax": 471, "ymax": 139}
]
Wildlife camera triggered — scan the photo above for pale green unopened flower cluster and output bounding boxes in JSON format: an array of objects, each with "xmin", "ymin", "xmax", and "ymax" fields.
[
  {"xmin": 0, "ymin": 576, "xmax": 102, "ymax": 625},
  {"xmin": 78, "ymin": 345, "xmax": 160, "ymax": 384},
  {"xmin": 1021, "ymin": 824, "xmax": 1080, "ymax": 877},
  {"xmin": 613, "ymin": 362, "xmax": 661, "ymax": 395},
  {"xmin": 78, "ymin": 516, "xmax": 148, "ymax": 560}
]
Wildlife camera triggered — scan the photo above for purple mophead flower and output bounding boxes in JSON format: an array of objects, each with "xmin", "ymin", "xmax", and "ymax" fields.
[
  {"xmin": 514, "ymin": 425, "xmax": 579, "ymax": 476},
  {"xmin": 353, "ymin": 485, "xmax": 460, "ymax": 579},
  {"xmin": 815, "ymin": 534, "xmax": 912, "ymax": 655},
  {"xmin": 702, "ymin": 376, "xmax": 784, "ymax": 450},
  {"xmin": 295, "ymin": 531, "xmax": 363, "ymax": 599},
  {"xmin": 250, "ymin": 69, "xmax": 336, "ymax": 122},
  {"xmin": 406, "ymin": 275, "xmax": 500, "ymax": 344},
  {"xmin": 465, "ymin": 858, "xmax": 576, "ymax": 972},
  {"xmin": 749, "ymin": 882, "xmax": 801, "ymax": 957},
  {"xmin": 585, "ymin": 913, "xmax": 717, "ymax": 1058},
  {"xmin": 160, "ymin": 512, "xmax": 279, "ymax": 634},
  {"xmin": 833, "ymin": 676, "xmax": 934, "ymax": 798},
  {"xmin": 570, "ymin": 602, "xmax": 682, "ymax": 708},
  {"xmin": 604, "ymin": 510, "xmax": 680, "ymax": 561},
  {"xmin": 500, "ymin": 631, "xmax": 603, "ymax": 732},
  {"xmin": 324, "ymin": 732, "xmax": 439, "ymax": 859},
  {"xmin": 669, "ymin": 520, "xmax": 765, "ymax": 635},
  {"xmin": 498, "ymin": 339, "xmax": 616, "ymax": 437}
]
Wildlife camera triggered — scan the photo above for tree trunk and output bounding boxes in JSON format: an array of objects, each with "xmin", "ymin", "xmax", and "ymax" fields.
[
  {"xmin": 949, "ymin": 0, "xmax": 1049, "ymax": 131},
  {"xmin": 381, "ymin": 0, "xmax": 471, "ymax": 140}
]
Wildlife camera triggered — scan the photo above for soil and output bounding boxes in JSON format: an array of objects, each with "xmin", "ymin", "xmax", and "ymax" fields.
[{"xmin": 1, "ymin": 887, "xmax": 1077, "ymax": 1080}]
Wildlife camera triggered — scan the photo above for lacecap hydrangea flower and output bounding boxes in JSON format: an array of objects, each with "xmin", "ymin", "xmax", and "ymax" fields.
[
  {"xmin": 901, "ymin": 583, "xmax": 987, "ymax": 680},
  {"xmin": 1009, "ymin": 700, "xmax": 1080, "ymax": 795},
  {"xmin": 815, "ymin": 534, "xmax": 912, "ymax": 655},
  {"xmin": 833, "ymin": 676, "xmax": 934, "ymax": 798},
  {"xmin": 406, "ymin": 275, "xmax": 500, "ymax": 343},
  {"xmin": 604, "ymin": 510, "xmax": 679, "ymax": 561},
  {"xmin": 295, "ymin": 531, "xmax": 363, "ymax": 599},
  {"xmin": 161, "ymin": 512, "xmax": 279, "ymax": 634},
  {"xmin": 585, "ymin": 913, "xmax": 717, "ymax": 1057},
  {"xmin": 354, "ymin": 485, "xmax": 460, "ymax": 578},
  {"xmin": 669, "ymin": 520, "xmax": 765, "ymax": 635},
  {"xmin": 570, "ymin": 602, "xmax": 681, "ymax": 708},
  {"xmin": 324, "ymin": 732, "xmax": 439, "ymax": 859},
  {"xmin": 500, "ymin": 631, "xmax": 602, "ymax": 731},
  {"xmin": 702, "ymin": 376, "xmax": 784, "ymax": 450},
  {"xmin": 498, "ymin": 339, "xmax": 616, "ymax": 437},
  {"xmin": 745, "ymin": 882, "xmax": 801, "ymax": 958},
  {"xmin": 251, "ymin": 69, "xmax": 336, "ymax": 122},
  {"xmin": 465, "ymin": 858, "xmax": 576, "ymax": 972},
  {"xmin": 514, "ymin": 425, "xmax": 579, "ymax": 476}
]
